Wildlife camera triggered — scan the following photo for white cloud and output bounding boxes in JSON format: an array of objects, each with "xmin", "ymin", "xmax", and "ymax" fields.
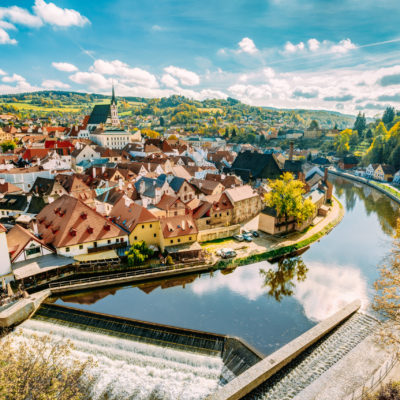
[
  {"xmin": 329, "ymin": 38, "xmax": 356, "ymax": 54},
  {"xmin": 307, "ymin": 38, "xmax": 320, "ymax": 52},
  {"xmin": 0, "ymin": 69, "xmax": 6, "ymax": 75},
  {"xmin": 90, "ymin": 59, "xmax": 159, "ymax": 88},
  {"xmin": 33, "ymin": 0, "xmax": 89, "ymax": 27},
  {"xmin": 284, "ymin": 41, "xmax": 305, "ymax": 53},
  {"xmin": 0, "ymin": 6, "xmax": 42, "ymax": 27},
  {"xmin": 0, "ymin": 21, "xmax": 16, "ymax": 30},
  {"xmin": 69, "ymin": 71, "xmax": 111, "ymax": 91},
  {"xmin": 161, "ymin": 73, "xmax": 179, "ymax": 88},
  {"xmin": 151, "ymin": 25, "xmax": 164, "ymax": 31},
  {"xmin": 237, "ymin": 37, "xmax": 258, "ymax": 54},
  {"xmin": 41, "ymin": 79, "xmax": 70, "ymax": 89},
  {"xmin": 164, "ymin": 65, "xmax": 200, "ymax": 86},
  {"xmin": 2, "ymin": 73, "xmax": 25, "ymax": 83},
  {"xmin": 52, "ymin": 62, "xmax": 78, "ymax": 72},
  {"xmin": 0, "ymin": 28, "xmax": 17, "ymax": 45}
]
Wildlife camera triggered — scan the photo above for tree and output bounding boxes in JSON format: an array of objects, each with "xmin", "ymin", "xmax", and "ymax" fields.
[
  {"xmin": 168, "ymin": 134, "xmax": 178, "ymax": 140},
  {"xmin": 141, "ymin": 128, "xmax": 160, "ymax": 139},
  {"xmin": 260, "ymin": 257, "xmax": 308, "ymax": 302},
  {"xmin": 0, "ymin": 331, "xmax": 96, "ymax": 400},
  {"xmin": 383, "ymin": 106, "xmax": 395, "ymax": 125},
  {"xmin": 0, "ymin": 140, "xmax": 15, "ymax": 153},
  {"xmin": 264, "ymin": 172, "xmax": 316, "ymax": 232},
  {"xmin": 309, "ymin": 120, "xmax": 319, "ymax": 130},
  {"xmin": 126, "ymin": 241, "xmax": 154, "ymax": 268},
  {"xmin": 365, "ymin": 128, "xmax": 373, "ymax": 139},
  {"xmin": 353, "ymin": 112, "xmax": 366, "ymax": 136}
]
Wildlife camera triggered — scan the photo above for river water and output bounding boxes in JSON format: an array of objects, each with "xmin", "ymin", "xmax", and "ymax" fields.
[{"xmin": 53, "ymin": 176, "xmax": 399, "ymax": 355}]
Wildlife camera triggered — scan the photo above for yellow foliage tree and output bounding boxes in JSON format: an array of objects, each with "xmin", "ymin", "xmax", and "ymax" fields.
[
  {"xmin": 264, "ymin": 172, "xmax": 316, "ymax": 232},
  {"xmin": 141, "ymin": 128, "xmax": 160, "ymax": 139}
]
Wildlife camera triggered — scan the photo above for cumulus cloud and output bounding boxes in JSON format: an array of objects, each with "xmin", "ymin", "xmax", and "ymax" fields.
[
  {"xmin": 323, "ymin": 94, "xmax": 354, "ymax": 102},
  {"xmin": 284, "ymin": 41, "xmax": 305, "ymax": 53},
  {"xmin": 307, "ymin": 38, "xmax": 320, "ymax": 52},
  {"xmin": 52, "ymin": 62, "xmax": 78, "ymax": 72},
  {"xmin": 69, "ymin": 71, "xmax": 111, "ymax": 91},
  {"xmin": 292, "ymin": 88, "xmax": 319, "ymax": 99},
  {"xmin": 2, "ymin": 73, "xmax": 25, "ymax": 83},
  {"xmin": 164, "ymin": 65, "xmax": 200, "ymax": 86},
  {"xmin": 151, "ymin": 25, "xmax": 164, "ymax": 31},
  {"xmin": 377, "ymin": 93, "xmax": 400, "ymax": 102},
  {"xmin": 90, "ymin": 59, "xmax": 159, "ymax": 88},
  {"xmin": 0, "ymin": 28, "xmax": 17, "ymax": 44},
  {"xmin": 0, "ymin": 1, "xmax": 88, "ymax": 45},
  {"xmin": 0, "ymin": 5, "xmax": 42, "ymax": 27},
  {"xmin": 41, "ymin": 79, "xmax": 70, "ymax": 89},
  {"xmin": 33, "ymin": 0, "xmax": 89, "ymax": 27},
  {"xmin": 161, "ymin": 73, "xmax": 179, "ymax": 88},
  {"xmin": 0, "ymin": 69, "xmax": 6, "ymax": 75},
  {"xmin": 329, "ymin": 38, "xmax": 356, "ymax": 54},
  {"xmin": 237, "ymin": 37, "xmax": 258, "ymax": 54}
]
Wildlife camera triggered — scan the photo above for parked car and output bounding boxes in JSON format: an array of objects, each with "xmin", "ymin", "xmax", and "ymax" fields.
[
  {"xmin": 222, "ymin": 250, "xmax": 237, "ymax": 259},
  {"xmin": 216, "ymin": 248, "xmax": 231, "ymax": 256},
  {"xmin": 241, "ymin": 229, "xmax": 250, "ymax": 235},
  {"xmin": 251, "ymin": 230, "xmax": 259, "ymax": 237},
  {"xmin": 243, "ymin": 234, "xmax": 253, "ymax": 242},
  {"xmin": 233, "ymin": 234, "xmax": 244, "ymax": 242}
]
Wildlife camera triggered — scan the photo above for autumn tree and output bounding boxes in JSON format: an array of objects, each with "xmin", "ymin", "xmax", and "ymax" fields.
[
  {"xmin": 264, "ymin": 172, "xmax": 316, "ymax": 232},
  {"xmin": 0, "ymin": 331, "xmax": 96, "ymax": 400},
  {"xmin": 126, "ymin": 241, "xmax": 154, "ymax": 268},
  {"xmin": 0, "ymin": 140, "xmax": 15, "ymax": 153},
  {"xmin": 141, "ymin": 128, "xmax": 160, "ymax": 139}
]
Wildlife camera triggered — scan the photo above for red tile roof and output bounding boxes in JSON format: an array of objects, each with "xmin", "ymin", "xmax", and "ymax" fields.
[
  {"xmin": 36, "ymin": 194, "xmax": 126, "ymax": 248},
  {"xmin": 160, "ymin": 215, "xmax": 198, "ymax": 239}
]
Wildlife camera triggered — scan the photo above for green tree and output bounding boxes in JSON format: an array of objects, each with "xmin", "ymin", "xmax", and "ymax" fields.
[
  {"xmin": 126, "ymin": 241, "xmax": 154, "ymax": 268},
  {"xmin": 383, "ymin": 106, "xmax": 395, "ymax": 125},
  {"xmin": 353, "ymin": 112, "xmax": 366, "ymax": 136},
  {"xmin": 0, "ymin": 140, "xmax": 15, "ymax": 153},
  {"xmin": 264, "ymin": 172, "xmax": 316, "ymax": 232},
  {"xmin": 309, "ymin": 120, "xmax": 319, "ymax": 130}
]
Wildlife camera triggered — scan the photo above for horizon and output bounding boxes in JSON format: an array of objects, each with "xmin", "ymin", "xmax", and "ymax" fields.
[{"xmin": 1, "ymin": 1, "xmax": 400, "ymax": 117}]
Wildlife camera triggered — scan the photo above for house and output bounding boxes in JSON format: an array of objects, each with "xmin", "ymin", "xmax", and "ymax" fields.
[
  {"xmin": 229, "ymin": 151, "xmax": 282, "ymax": 182},
  {"xmin": 160, "ymin": 214, "xmax": 198, "ymax": 249},
  {"xmin": 152, "ymin": 194, "xmax": 187, "ymax": 218},
  {"xmin": 134, "ymin": 175, "xmax": 173, "ymax": 207},
  {"xmin": 190, "ymin": 178, "xmax": 224, "ymax": 198},
  {"xmin": 225, "ymin": 185, "xmax": 262, "ymax": 224},
  {"xmin": 339, "ymin": 155, "xmax": 359, "ymax": 170},
  {"xmin": 365, "ymin": 164, "xmax": 379, "ymax": 179},
  {"xmin": 168, "ymin": 176, "xmax": 196, "ymax": 203},
  {"xmin": 71, "ymin": 145, "xmax": 101, "ymax": 170},
  {"xmin": 109, "ymin": 197, "xmax": 161, "ymax": 248},
  {"xmin": 0, "ymin": 194, "xmax": 29, "ymax": 218},
  {"xmin": 30, "ymin": 177, "xmax": 68, "ymax": 203},
  {"xmin": 6, "ymin": 224, "xmax": 54, "ymax": 264},
  {"xmin": 0, "ymin": 167, "xmax": 54, "ymax": 192},
  {"xmin": 0, "ymin": 179, "xmax": 23, "ymax": 195},
  {"xmin": 36, "ymin": 194, "xmax": 128, "ymax": 257},
  {"xmin": 374, "ymin": 164, "xmax": 395, "ymax": 182}
]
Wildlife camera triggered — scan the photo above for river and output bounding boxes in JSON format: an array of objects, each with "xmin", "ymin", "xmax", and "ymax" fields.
[{"xmin": 53, "ymin": 176, "xmax": 399, "ymax": 355}]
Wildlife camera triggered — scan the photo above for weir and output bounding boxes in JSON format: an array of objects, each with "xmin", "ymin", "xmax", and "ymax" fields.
[{"xmin": 33, "ymin": 303, "xmax": 263, "ymax": 381}]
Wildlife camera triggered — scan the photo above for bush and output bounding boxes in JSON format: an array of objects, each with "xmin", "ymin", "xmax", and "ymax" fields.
[
  {"xmin": 165, "ymin": 255, "xmax": 174, "ymax": 266},
  {"xmin": 126, "ymin": 241, "xmax": 154, "ymax": 268},
  {"xmin": 363, "ymin": 381, "xmax": 400, "ymax": 400}
]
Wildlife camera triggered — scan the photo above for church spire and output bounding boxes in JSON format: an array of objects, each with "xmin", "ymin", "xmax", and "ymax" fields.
[{"xmin": 111, "ymin": 83, "xmax": 116, "ymax": 105}]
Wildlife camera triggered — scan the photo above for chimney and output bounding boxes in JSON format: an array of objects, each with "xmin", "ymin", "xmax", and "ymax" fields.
[
  {"xmin": 92, "ymin": 167, "xmax": 96, "ymax": 179},
  {"xmin": 32, "ymin": 221, "xmax": 39, "ymax": 236},
  {"xmin": 102, "ymin": 165, "xmax": 106, "ymax": 174},
  {"xmin": 324, "ymin": 167, "xmax": 328, "ymax": 182},
  {"xmin": 289, "ymin": 141, "xmax": 294, "ymax": 161}
]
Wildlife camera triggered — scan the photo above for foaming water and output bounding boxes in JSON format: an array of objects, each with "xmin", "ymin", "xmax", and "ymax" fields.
[{"xmin": 16, "ymin": 319, "xmax": 223, "ymax": 400}]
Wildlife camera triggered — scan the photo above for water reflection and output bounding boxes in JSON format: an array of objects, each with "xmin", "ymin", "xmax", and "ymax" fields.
[{"xmin": 260, "ymin": 257, "xmax": 308, "ymax": 302}]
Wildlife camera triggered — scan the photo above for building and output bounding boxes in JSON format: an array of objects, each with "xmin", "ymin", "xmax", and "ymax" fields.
[
  {"xmin": 339, "ymin": 155, "xmax": 359, "ymax": 170},
  {"xmin": 225, "ymin": 185, "xmax": 261, "ymax": 224},
  {"xmin": 36, "ymin": 194, "xmax": 128, "ymax": 257},
  {"xmin": 109, "ymin": 197, "xmax": 161, "ymax": 249},
  {"xmin": 90, "ymin": 127, "xmax": 137, "ymax": 150},
  {"xmin": 374, "ymin": 164, "xmax": 395, "ymax": 181},
  {"xmin": 229, "ymin": 151, "xmax": 282, "ymax": 182}
]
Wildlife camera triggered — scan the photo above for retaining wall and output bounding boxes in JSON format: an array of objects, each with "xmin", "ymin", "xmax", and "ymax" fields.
[
  {"xmin": 197, "ymin": 225, "xmax": 241, "ymax": 242},
  {"xmin": 207, "ymin": 299, "xmax": 361, "ymax": 400}
]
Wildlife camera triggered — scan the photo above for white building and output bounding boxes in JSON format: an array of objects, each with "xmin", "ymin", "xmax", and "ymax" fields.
[{"xmin": 90, "ymin": 128, "xmax": 138, "ymax": 149}]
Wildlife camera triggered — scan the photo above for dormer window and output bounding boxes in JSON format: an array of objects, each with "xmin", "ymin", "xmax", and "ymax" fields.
[
  {"xmin": 81, "ymin": 212, "xmax": 87, "ymax": 220},
  {"xmin": 103, "ymin": 223, "xmax": 111, "ymax": 231},
  {"xmin": 69, "ymin": 228, "xmax": 77, "ymax": 236},
  {"xmin": 87, "ymin": 226, "xmax": 93, "ymax": 234}
]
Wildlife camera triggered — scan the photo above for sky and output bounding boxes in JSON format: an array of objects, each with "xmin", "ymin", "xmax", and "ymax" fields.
[{"xmin": 1, "ymin": 0, "xmax": 400, "ymax": 116}]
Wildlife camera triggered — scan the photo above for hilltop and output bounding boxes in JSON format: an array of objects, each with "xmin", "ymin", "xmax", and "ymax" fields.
[{"xmin": 0, "ymin": 91, "xmax": 354, "ymax": 129}]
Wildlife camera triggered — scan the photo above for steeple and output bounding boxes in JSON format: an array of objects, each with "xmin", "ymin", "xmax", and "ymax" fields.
[{"xmin": 111, "ymin": 84, "xmax": 117, "ymax": 105}]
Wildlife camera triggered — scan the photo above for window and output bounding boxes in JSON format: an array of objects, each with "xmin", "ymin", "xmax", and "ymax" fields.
[
  {"xmin": 107, "ymin": 239, "xmax": 111, "ymax": 244},
  {"xmin": 177, "ymin": 239, "xmax": 181, "ymax": 243},
  {"xmin": 150, "ymin": 224, "xmax": 152, "ymax": 228},
  {"xmin": 174, "ymin": 211, "xmax": 178, "ymax": 216},
  {"xmin": 170, "ymin": 239, "xmax": 173, "ymax": 244},
  {"xmin": 94, "ymin": 241, "xmax": 97, "ymax": 248},
  {"xmin": 154, "ymin": 233, "xmax": 157, "ymax": 237},
  {"xmin": 66, "ymin": 247, "xmax": 70, "ymax": 252},
  {"xmin": 79, "ymin": 245, "xmax": 83, "ymax": 250},
  {"xmin": 26, "ymin": 246, "xmax": 40, "ymax": 256},
  {"xmin": 142, "ymin": 225, "xmax": 144, "ymax": 229},
  {"xmin": 134, "ymin": 236, "xmax": 137, "ymax": 240},
  {"xmin": 189, "ymin": 237, "xmax": 192, "ymax": 241}
]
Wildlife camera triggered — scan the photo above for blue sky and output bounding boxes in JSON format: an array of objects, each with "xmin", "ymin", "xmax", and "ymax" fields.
[{"xmin": 1, "ymin": 0, "xmax": 400, "ymax": 115}]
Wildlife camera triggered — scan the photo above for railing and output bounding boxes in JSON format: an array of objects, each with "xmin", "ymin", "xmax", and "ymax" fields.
[
  {"xmin": 48, "ymin": 262, "xmax": 207, "ymax": 289},
  {"xmin": 345, "ymin": 354, "xmax": 398, "ymax": 400}
]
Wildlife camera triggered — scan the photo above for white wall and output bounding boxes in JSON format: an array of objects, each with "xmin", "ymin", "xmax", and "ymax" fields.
[{"xmin": 0, "ymin": 231, "xmax": 11, "ymax": 279}]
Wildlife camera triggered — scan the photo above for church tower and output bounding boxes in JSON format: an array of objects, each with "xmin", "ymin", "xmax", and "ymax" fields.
[{"xmin": 110, "ymin": 84, "xmax": 120, "ymax": 127}]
